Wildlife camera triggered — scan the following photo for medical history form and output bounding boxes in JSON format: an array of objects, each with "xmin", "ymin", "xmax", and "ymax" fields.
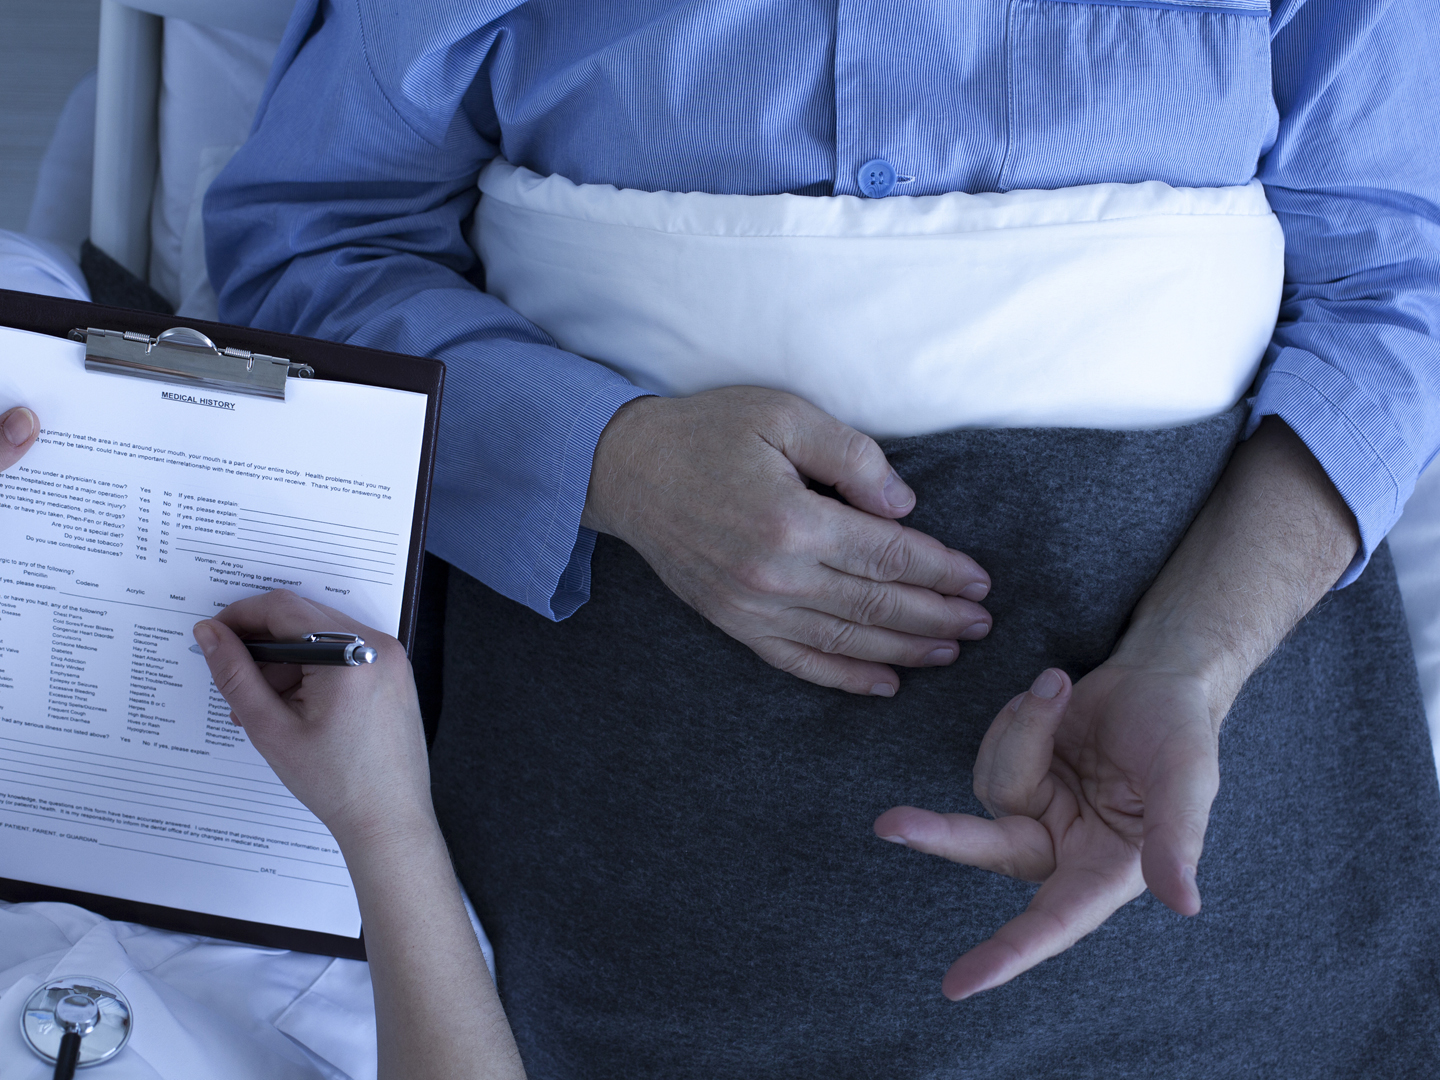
[{"xmin": 0, "ymin": 322, "xmax": 430, "ymax": 946}]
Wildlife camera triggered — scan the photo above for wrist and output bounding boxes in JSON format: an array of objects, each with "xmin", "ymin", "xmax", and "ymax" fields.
[
  {"xmin": 580, "ymin": 394, "xmax": 665, "ymax": 537},
  {"xmin": 1105, "ymin": 418, "xmax": 1358, "ymax": 730},
  {"xmin": 1110, "ymin": 595, "xmax": 1255, "ymax": 728},
  {"xmin": 329, "ymin": 804, "xmax": 443, "ymax": 863}
]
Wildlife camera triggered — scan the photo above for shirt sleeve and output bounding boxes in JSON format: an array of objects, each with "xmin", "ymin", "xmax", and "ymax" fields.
[
  {"xmin": 203, "ymin": 0, "xmax": 649, "ymax": 620},
  {"xmin": 1252, "ymin": 0, "xmax": 1440, "ymax": 587}
]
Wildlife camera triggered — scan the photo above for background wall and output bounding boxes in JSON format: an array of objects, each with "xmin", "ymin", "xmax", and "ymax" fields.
[{"xmin": 0, "ymin": 0, "xmax": 101, "ymax": 233}]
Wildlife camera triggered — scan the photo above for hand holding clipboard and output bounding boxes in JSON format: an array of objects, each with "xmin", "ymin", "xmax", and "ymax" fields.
[{"xmin": 0, "ymin": 404, "xmax": 40, "ymax": 470}]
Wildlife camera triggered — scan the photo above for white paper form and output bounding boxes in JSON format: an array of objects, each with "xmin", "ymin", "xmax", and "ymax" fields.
[{"xmin": 0, "ymin": 325, "xmax": 428, "ymax": 937}]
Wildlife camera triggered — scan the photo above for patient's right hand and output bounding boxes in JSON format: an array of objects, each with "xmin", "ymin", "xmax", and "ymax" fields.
[
  {"xmin": 581, "ymin": 387, "xmax": 992, "ymax": 696},
  {"xmin": 192, "ymin": 590, "xmax": 432, "ymax": 848},
  {"xmin": 0, "ymin": 407, "xmax": 39, "ymax": 471}
]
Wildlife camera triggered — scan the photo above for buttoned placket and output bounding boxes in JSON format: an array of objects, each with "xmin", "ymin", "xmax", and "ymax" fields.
[{"xmin": 832, "ymin": 0, "xmax": 1014, "ymax": 198}]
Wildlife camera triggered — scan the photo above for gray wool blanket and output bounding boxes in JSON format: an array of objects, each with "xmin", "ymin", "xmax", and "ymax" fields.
[{"xmin": 432, "ymin": 406, "xmax": 1440, "ymax": 1078}]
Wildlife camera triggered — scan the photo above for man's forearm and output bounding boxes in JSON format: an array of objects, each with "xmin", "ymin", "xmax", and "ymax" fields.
[{"xmin": 1113, "ymin": 415, "xmax": 1360, "ymax": 722}]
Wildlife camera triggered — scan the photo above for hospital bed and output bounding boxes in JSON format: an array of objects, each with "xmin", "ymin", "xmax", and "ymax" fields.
[
  {"xmin": 91, "ymin": 0, "xmax": 293, "ymax": 289},
  {"xmin": 2, "ymin": 0, "xmax": 1439, "ymax": 1073}
]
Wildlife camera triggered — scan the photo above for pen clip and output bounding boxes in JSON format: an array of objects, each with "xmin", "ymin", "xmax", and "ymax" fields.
[{"xmin": 303, "ymin": 633, "xmax": 365, "ymax": 645}]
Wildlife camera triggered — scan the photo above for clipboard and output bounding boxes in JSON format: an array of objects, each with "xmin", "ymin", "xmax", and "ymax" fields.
[{"xmin": 0, "ymin": 288, "xmax": 446, "ymax": 960}]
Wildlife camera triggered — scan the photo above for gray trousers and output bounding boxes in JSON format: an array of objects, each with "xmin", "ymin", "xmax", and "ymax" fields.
[{"xmin": 432, "ymin": 407, "xmax": 1440, "ymax": 1078}]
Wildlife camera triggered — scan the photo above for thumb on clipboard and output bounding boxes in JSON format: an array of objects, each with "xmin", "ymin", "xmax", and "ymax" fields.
[{"xmin": 0, "ymin": 405, "xmax": 39, "ymax": 471}]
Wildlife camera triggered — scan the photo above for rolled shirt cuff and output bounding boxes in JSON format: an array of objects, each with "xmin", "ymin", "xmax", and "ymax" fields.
[
  {"xmin": 425, "ymin": 369, "xmax": 653, "ymax": 622},
  {"xmin": 542, "ymin": 385, "xmax": 654, "ymax": 620},
  {"xmin": 1245, "ymin": 345, "xmax": 1417, "ymax": 589}
]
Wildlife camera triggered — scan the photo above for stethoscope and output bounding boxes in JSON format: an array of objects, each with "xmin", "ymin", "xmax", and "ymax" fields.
[{"xmin": 21, "ymin": 978, "xmax": 132, "ymax": 1079}]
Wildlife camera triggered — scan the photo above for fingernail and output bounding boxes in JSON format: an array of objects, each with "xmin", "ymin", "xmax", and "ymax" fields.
[
  {"xmin": 923, "ymin": 647, "xmax": 956, "ymax": 666},
  {"xmin": 870, "ymin": 682, "xmax": 896, "ymax": 697},
  {"xmin": 960, "ymin": 581, "xmax": 989, "ymax": 602},
  {"xmin": 882, "ymin": 471, "xmax": 914, "ymax": 512},
  {"xmin": 1030, "ymin": 669, "xmax": 1064, "ymax": 699},
  {"xmin": 3, "ymin": 408, "xmax": 35, "ymax": 447},
  {"xmin": 1182, "ymin": 864, "xmax": 1197, "ymax": 887},
  {"xmin": 192, "ymin": 622, "xmax": 219, "ymax": 656},
  {"xmin": 881, "ymin": 835, "xmax": 908, "ymax": 846},
  {"xmin": 959, "ymin": 621, "xmax": 990, "ymax": 641}
]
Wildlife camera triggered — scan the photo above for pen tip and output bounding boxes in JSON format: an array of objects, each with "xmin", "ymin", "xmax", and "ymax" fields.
[{"xmin": 189, "ymin": 644, "xmax": 204, "ymax": 654}]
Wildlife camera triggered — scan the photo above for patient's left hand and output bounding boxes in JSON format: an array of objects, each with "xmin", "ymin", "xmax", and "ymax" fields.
[
  {"xmin": 0, "ymin": 407, "xmax": 39, "ymax": 471},
  {"xmin": 192, "ymin": 590, "xmax": 433, "ymax": 849},
  {"xmin": 873, "ymin": 416, "xmax": 1356, "ymax": 1001},
  {"xmin": 874, "ymin": 660, "xmax": 1218, "ymax": 1000}
]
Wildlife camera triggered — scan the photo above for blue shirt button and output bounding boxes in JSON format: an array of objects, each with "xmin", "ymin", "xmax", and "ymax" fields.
[{"xmin": 859, "ymin": 159, "xmax": 897, "ymax": 198}]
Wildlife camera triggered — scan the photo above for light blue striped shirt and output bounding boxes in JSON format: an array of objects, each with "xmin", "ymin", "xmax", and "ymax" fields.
[{"xmin": 207, "ymin": 0, "xmax": 1440, "ymax": 613}]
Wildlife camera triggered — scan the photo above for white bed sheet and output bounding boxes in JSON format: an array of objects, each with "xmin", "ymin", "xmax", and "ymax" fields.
[{"xmin": 1388, "ymin": 458, "xmax": 1440, "ymax": 785}]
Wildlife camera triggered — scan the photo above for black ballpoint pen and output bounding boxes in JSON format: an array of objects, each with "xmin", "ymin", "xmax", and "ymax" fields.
[{"xmin": 189, "ymin": 632, "xmax": 378, "ymax": 666}]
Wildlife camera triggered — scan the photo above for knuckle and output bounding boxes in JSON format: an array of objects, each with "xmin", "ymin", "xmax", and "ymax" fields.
[
  {"xmin": 756, "ymin": 636, "xmax": 853, "ymax": 690},
  {"xmin": 751, "ymin": 502, "xmax": 809, "ymax": 555},
  {"xmin": 1172, "ymin": 805, "xmax": 1214, "ymax": 838},
  {"xmin": 990, "ymin": 788, "xmax": 1026, "ymax": 817},
  {"xmin": 850, "ymin": 582, "xmax": 896, "ymax": 627},
  {"xmin": 774, "ymin": 650, "xmax": 813, "ymax": 678},
  {"xmin": 265, "ymin": 588, "xmax": 302, "ymax": 613},
  {"xmin": 731, "ymin": 557, "xmax": 791, "ymax": 598},
  {"xmin": 974, "ymin": 765, "xmax": 1022, "ymax": 817},
  {"xmin": 813, "ymin": 618, "xmax": 861, "ymax": 657},
  {"xmin": 750, "ymin": 390, "xmax": 808, "ymax": 438},
  {"xmin": 768, "ymin": 642, "xmax": 823, "ymax": 681},
  {"xmin": 838, "ymin": 429, "xmax": 884, "ymax": 482},
  {"xmin": 866, "ymin": 529, "xmax": 912, "ymax": 582},
  {"xmin": 771, "ymin": 392, "xmax": 809, "ymax": 426},
  {"xmin": 212, "ymin": 660, "xmax": 248, "ymax": 701}
]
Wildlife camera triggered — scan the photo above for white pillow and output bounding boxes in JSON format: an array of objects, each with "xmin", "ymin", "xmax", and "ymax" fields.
[{"xmin": 148, "ymin": 18, "xmax": 282, "ymax": 317}]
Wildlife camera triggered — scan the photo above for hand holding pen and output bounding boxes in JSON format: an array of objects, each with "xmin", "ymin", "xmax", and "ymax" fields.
[
  {"xmin": 190, "ymin": 631, "xmax": 377, "ymax": 666},
  {"xmin": 194, "ymin": 592, "xmax": 525, "ymax": 1080},
  {"xmin": 190, "ymin": 590, "xmax": 424, "ymax": 834}
]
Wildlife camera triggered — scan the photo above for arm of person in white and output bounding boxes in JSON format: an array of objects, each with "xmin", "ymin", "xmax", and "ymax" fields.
[{"xmin": 191, "ymin": 590, "xmax": 526, "ymax": 1080}]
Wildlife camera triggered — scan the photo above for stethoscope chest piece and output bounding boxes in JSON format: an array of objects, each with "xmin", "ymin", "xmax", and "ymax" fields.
[{"xmin": 22, "ymin": 977, "xmax": 132, "ymax": 1071}]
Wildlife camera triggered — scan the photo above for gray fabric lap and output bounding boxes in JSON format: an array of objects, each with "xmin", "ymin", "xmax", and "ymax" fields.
[{"xmin": 432, "ymin": 405, "xmax": 1440, "ymax": 1079}]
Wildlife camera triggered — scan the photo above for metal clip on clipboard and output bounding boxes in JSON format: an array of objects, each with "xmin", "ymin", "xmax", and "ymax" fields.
[{"xmin": 68, "ymin": 326, "xmax": 316, "ymax": 400}]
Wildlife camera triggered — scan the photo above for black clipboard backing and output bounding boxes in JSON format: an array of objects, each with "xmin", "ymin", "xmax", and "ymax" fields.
[{"xmin": 0, "ymin": 289, "xmax": 447, "ymax": 960}]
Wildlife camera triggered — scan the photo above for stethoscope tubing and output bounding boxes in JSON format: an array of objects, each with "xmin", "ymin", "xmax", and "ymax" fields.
[{"xmin": 54, "ymin": 1031, "xmax": 82, "ymax": 1080}]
